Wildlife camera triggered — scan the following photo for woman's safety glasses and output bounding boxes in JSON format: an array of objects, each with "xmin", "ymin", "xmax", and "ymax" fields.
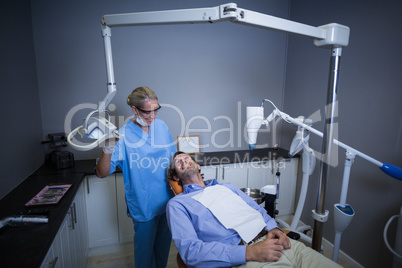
[{"xmin": 135, "ymin": 104, "xmax": 161, "ymax": 117}]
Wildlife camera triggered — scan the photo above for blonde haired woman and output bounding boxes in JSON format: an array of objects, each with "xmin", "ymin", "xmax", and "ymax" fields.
[{"xmin": 96, "ymin": 86, "xmax": 176, "ymax": 268}]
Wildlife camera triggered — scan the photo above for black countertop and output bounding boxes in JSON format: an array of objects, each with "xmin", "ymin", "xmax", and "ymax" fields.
[
  {"xmin": 0, "ymin": 148, "xmax": 292, "ymax": 267},
  {"xmin": 0, "ymin": 160, "xmax": 97, "ymax": 267}
]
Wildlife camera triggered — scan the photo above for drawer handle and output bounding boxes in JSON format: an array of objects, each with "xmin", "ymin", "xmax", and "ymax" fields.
[
  {"xmin": 73, "ymin": 202, "xmax": 77, "ymax": 224},
  {"xmin": 69, "ymin": 206, "xmax": 75, "ymax": 230},
  {"xmin": 222, "ymin": 166, "xmax": 226, "ymax": 180},
  {"xmin": 49, "ymin": 256, "xmax": 58, "ymax": 268},
  {"xmin": 87, "ymin": 177, "xmax": 90, "ymax": 194}
]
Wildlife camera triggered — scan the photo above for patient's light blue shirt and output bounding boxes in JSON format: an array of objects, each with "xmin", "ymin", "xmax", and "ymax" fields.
[
  {"xmin": 166, "ymin": 179, "xmax": 279, "ymax": 268},
  {"xmin": 109, "ymin": 119, "xmax": 176, "ymax": 222}
]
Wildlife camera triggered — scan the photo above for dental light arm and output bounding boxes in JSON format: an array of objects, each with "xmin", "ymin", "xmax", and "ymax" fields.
[
  {"xmin": 249, "ymin": 100, "xmax": 401, "ymax": 261},
  {"xmin": 99, "ymin": 25, "xmax": 116, "ymax": 113},
  {"xmin": 67, "ymin": 2, "xmax": 349, "ymax": 151},
  {"xmin": 67, "ymin": 22, "xmax": 119, "ymax": 151},
  {"xmin": 247, "ymin": 101, "xmax": 402, "ymax": 180},
  {"xmin": 67, "ymin": 2, "xmax": 350, "ymax": 151},
  {"xmin": 101, "ymin": 2, "xmax": 349, "ymax": 49}
]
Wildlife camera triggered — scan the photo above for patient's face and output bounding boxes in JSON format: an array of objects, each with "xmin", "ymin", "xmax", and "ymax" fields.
[{"xmin": 174, "ymin": 154, "xmax": 199, "ymax": 179}]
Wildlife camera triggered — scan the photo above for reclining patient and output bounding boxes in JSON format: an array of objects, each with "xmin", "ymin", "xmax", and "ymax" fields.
[{"xmin": 166, "ymin": 152, "xmax": 342, "ymax": 268}]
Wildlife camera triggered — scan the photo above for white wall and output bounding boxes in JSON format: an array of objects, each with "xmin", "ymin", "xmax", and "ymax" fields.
[{"xmin": 284, "ymin": 0, "xmax": 402, "ymax": 267}]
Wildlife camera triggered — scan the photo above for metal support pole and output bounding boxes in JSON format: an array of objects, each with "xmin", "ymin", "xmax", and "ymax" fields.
[{"xmin": 312, "ymin": 47, "xmax": 342, "ymax": 251}]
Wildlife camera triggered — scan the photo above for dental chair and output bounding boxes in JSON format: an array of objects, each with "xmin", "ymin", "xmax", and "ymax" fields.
[
  {"xmin": 168, "ymin": 180, "xmax": 188, "ymax": 268},
  {"xmin": 169, "ymin": 180, "xmax": 184, "ymax": 196}
]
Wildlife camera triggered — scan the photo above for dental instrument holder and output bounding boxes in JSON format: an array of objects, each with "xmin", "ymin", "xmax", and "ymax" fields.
[
  {"xmin": 66, "ymin": 2, "xmax": 351, "ymax": 251},
  {"xmin": 332, "ymin": 150, "xmax": 355, "ymax": 261},
  {"xmin": 247, "ymin": 101, "xmax": 402, "ymax": 259}
]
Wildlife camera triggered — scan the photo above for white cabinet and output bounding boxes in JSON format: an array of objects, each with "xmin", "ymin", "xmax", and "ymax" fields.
[
  {"xmin": 71, "ymin": 182, "xmax": 89, "ymax": 267},
  {"xmin": 58, "ymin": 216, "xmax": 73, "ymax": 266},
  {"xmin": 85, "ymin": 175, "xmax": 119, "ymax": 248},
  {"xmin": 85, "ymin": 174, "xmax": 134, "ymax": 250},
  {"xmin": 116, "ymin": 173, "xmax": 135, "ymax": 243},
  {"xmin": 41, "ymin": 181, "xmax": 88, "ymax": 268},
  {"xmin": 248, "ymin": 161, "xmax": 276, "ymax": 189},
  {"xmin": 201, "ymin": 163, "xmax": 250, "ymax": 189},
  {"xmin": 200, "ymin": 165, "xmax": 219, "ymax": 181},
  {"xmin": 41, "ymin": 244, "xmax": 56, "ymax": 268},
  {"xmin": 275, "ymin": 158, "xmax": 298, "ymax": 216},
  {"xmin": 221, "ymin": 163, "xmax": 249, "ymax": 189}
]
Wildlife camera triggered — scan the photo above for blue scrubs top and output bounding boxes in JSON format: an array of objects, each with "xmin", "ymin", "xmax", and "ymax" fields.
[{"xmin": 109, "ymin": 119, "xmax": 177, "ymax": 222}]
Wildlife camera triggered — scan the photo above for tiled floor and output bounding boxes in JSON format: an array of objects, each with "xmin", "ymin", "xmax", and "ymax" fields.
[{"xmin": 86, "ymin": 241, "xmax": 179, "ymax": 268}]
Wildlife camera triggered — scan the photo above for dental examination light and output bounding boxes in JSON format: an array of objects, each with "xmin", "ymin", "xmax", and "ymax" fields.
[
  {"xmin": 247, "ymin": 99, "xmax": 402, "ymax": 261},
  {"xmin": 67, "ymin": 110, "xmax": 121, "ymax": 151},
  {"xmin": 67, "ymin": 24, "xmax": 121, "ymax": 151}
]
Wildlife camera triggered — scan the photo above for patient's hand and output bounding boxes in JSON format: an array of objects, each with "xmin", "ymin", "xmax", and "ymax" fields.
[
  {"xmin": 245, "ymin": 237, "xmax": 284, "ymax": 262},
  {"xmin": 267, "ymin": 228, "xmax": 291, "ymax": 249},
  {"xmin": 245, "ymin": 228, "xmax": 291, "ymax": 263}
]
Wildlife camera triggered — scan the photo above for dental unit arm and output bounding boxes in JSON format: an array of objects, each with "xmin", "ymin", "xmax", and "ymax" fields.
[
  {"xmin": 247, "ymin": 100, "xmax": 402, "ymax": 181},
  {"xmin": 67, "ymin": 2, "xmax": 349, "ymax": 152},
  {"xmin": 247, "ymin": 100, "xmax": 402, "ymax": 261}
]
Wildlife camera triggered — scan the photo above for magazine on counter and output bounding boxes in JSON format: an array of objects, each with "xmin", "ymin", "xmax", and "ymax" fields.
[{"xmin": 25, "ymin": 184, "xmax": 72, "ymax": 206}]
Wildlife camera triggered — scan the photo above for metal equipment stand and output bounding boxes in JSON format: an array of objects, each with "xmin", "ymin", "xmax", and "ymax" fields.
[{"xmin": 312, "ymin": 47, "xmax": 342, "ymax": 251}]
